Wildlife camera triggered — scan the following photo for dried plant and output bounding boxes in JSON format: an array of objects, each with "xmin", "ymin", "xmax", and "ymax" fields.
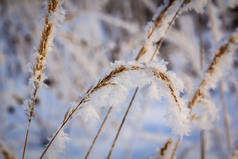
[
  {"xmin": 188, "ymin": 30, "xmax": 238, "ymax": 113},
  {"xmin": 1, "ymin": 0, "xmax": 238, "ymax": 158},
  {"xmin": 22, "ymin": 0, "xmax": 60, "ymax": 159},
  {"xmin": 0, "ymin": 143, "xmax": 15, "ymax": 159}
]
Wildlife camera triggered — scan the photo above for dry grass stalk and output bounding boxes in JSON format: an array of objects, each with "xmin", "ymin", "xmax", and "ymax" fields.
[
  {"xmin": 158, "ymin": 137, "xmax": 181, "ymax": 159},
  {"xmin": 0, "ymin": 143, "xmax": 15, "ymax": 159},
  {"xmin": 106, "ymin": 87, "xmax": 139, "ymax": 159},
  {"xmin": 160, "ymin": 138, "xmax": 173, "ymax": 157},
  {"xmin": 172, "ymin": 30, "xmax": 238, "ymax": 159},
  {"xmin": 200, "ymin": 130, "xmax": 205, "ymax": 159},
  {"xmin": 149, "ymin": 0, "xmax": 192, "ymax": 62},
  {"xmin": 84, "ymin": 106, "xmax": 113, "ymax": 159},
  {"xmin": 198, "ymin": 15, "xmax": 204, "ymax": 70},
  {"xmin": 153, "ymin": 70, "xmax": 182, "ymax": 111},
  {"xmin": 230, "ymin": 143, "xmax": 238, "ymax": 159},
  {"xmin": 135, "ymin": 0, "xmax": 191, "ymax": 61},
  {"xmin": 188, "ymin": 31, "xmax": 238, "ymax": 112},
  {"xmin": 87, "ymin": 66, "xmax": 127, "ymax": 94},
  {"xmin": 1, "ymin": 150, "xmax": 14, "ymax": 159},
  {"xmin": 198, "ymin": 15, "xmax": 205, "ymax": 159},
  {"xmin": 170, "ymin": 136, "xmax": 181, "ymax": 159},
  {"xmin": 208, "ymin": 0, "xmax": 219, "ymax": 42},
  {"xmin": 220, "ymin": 82, "xmax": 232, "ymax": 152},
  {"xmin": 39, "ymin": 98, "xmax": 86, "ymax": 159},
  {"xmin": 22, "ymin": 1, "xmax": 59, "ymax": 159}
]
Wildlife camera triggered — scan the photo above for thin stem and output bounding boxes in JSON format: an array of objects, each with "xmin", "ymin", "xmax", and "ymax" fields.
[
  {"xmin": 136, "ymin": 0, "xmax": 191, "ymax": 62},
  {"xmin": 22, "ymin": 0, "xmax": 59, "ymax": 158},
  {"xmin": 39, "ymin": 98, "xmax": 85, "ymax": 159},
  {"xmin": 149, "ymin": 0, "xmax": 187, "ymax": 62},
  {"xmin": 200, "ymin": 130, "xmax": 205, "ymax": 159},
  {"xmin": 22, "ymin": 121, "xmax": 31, "ymax": 159},
  {"xmin": 160, "ymin": 138, "xmax": 173, "ymax": 157},
  {"xmin": 84, "ymin": 106, "xmax": 113, "ymax": 159},
  {"xmin": 198, "ymin": 15, "xmax": 205, "ymax": 159},
  {"xmin": 170, "ymin": 136, "xmax": 181, "ymax": 159},
  {"xmin": 220, "ymin": 82, "xmax": 231, "ymax": 152},
  {"xmin": 198, "ymin": 15, "xmax": 204, "ymax": 71},
  {"xmin": 125, "ymin": 106, "xmax": 146, "ymax": 159},
  {"xmin": 40, "ymin": 120, "xmax": 67, "ymax": 159},
  {"xmin": 106, "ymin": 87, "xmax": 139, "ymax": 159}
]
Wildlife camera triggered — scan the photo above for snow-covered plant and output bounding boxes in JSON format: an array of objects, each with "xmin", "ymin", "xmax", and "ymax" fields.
[
  {"xmin": 22, "ymin": 0, "xmax": 62, "ymax": 158},
  {"xmin": 1, "ymin": 0, "xmax": 238, "ymax": 159},
  {"xmin": 188, "ymin": 30, "xmax": 238, "ymax": 115},
  {"xmin": 39, "ymin": 60, "xmax": 191, "ymax": 158}
]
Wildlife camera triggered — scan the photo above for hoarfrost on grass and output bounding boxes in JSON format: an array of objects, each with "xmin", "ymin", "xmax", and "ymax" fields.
[
  {"xmin": 46, "ymin": 130, "xmax": 70, "ymax": 159},
  {"xmin": 73, "ymin": 60, "xmax": 191, "ymax": 136}
]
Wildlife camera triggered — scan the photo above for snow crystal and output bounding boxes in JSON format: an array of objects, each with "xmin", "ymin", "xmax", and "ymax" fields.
[{"xmin": 46, "ymin": 130, "xmax": 71, "ymax": 159}]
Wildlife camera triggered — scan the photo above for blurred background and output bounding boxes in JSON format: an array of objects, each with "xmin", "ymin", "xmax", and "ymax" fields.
[{"xmin": 1, "ymin": 0, "xmax": 238, "ymax": 158}]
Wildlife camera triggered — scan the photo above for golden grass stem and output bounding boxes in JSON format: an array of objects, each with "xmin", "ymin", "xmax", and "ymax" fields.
[
  {"xmin": 175, "ymin": 30, "xmax": 237, "ymax": 158},
  {"xmin": 22, "ymin": 1, "xmax": 59, "ymax": 159},
  {"xmin": 84, "ymin": 106, "xmax": 113, "ymax": 159},
  {"xmin": 160, "ymin": 138, "xmax": 173, "ymax": 157},
  {"xmin": 200, "ymin": 130, "xmax": 205, "ymax": 159},
  {"xmin": 170, "ymin": 136, "xmax": 181, "ymax": 159},
  {"xmin": 188, "ymin": 30, "xmax": 238, "ymax": 111},
  {"xmin": 22, "ymin": 122, "xmax": 31, "ymax": 159},
  {"xmin": 136, "ymin": 0, "xmax": 191, "ymax": 62},
  {"xmin": 149, "ymin": 0, "xmax": 188, "ymax": 62},
  {"xmin": 0, "ymin": 143, "xmax": 16, "ymax": 159},
  {"xmin": 39, "ymin": 98, "xmax": 86, "ymax": 159},
  {"xmin": 106, "ymin": 87, "xmax": 139, "ymax": 159},
  {"xmin": 198, "ymin": 15, "xmax": 204, "ymax": 71}
]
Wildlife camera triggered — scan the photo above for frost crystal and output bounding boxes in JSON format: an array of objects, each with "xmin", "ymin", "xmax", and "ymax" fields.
[
  {"xmin": 77, "ymin": 60, "xmax": 191, "ymax": 136},
  {"xmin": 46, "ymin": 130, "xmax": 70, "ymax": 159},
  {"xmin": 184, "ymin": 0, "xmax": 208, "ymax": 13}
]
